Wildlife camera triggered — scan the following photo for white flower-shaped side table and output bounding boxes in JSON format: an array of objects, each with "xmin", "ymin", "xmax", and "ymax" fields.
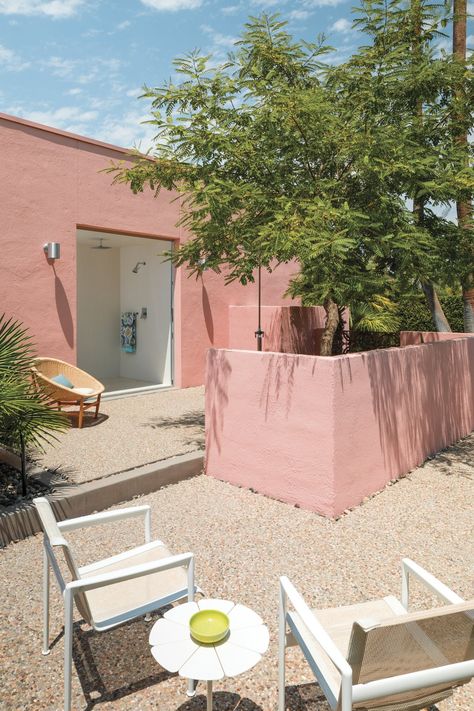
[{"xmin": 149, "ymin": 598, "xmax": 269, "ymax": 710}]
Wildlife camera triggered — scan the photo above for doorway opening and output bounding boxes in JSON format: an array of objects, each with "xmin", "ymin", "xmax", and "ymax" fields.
[{"xmin": 76, "ymin": 229, "xmax": 173, "ymax": 397}]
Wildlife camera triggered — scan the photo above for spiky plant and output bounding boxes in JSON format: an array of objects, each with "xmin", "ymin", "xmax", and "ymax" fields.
[{"xmin": 0, "ymin": 315, "xmax": 69, "ymax": 496}]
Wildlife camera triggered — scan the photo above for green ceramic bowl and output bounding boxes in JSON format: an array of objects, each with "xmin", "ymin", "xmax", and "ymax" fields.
[{"xmin": 189, "ymin": 609, "xmax": 230, "ymax": 644}]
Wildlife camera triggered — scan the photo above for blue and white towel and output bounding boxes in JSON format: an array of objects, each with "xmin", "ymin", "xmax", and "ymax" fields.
[{"xmin": 121, "ymin": 312, "xmax": 137, "ymax": 353}]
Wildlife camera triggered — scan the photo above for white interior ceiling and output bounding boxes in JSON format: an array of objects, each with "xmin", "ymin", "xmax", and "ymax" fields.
[{"xmin": 77, "ymin": 229, "xmax": 171, "ymax": 252}]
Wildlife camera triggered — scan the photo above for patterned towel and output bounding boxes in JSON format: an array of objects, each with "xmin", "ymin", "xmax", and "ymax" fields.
[{"xmin": 121, "ymin": 312, "xmax": 137, "ymax": 353}]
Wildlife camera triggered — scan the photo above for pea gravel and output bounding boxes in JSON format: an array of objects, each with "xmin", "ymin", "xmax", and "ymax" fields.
[
  {"xmin": 1, "ymin": 434, "xmax": 472, "ymax": 711},
  {"xmin": 38, "ymin": 387, "xmax": 205, "ymax": 484}
]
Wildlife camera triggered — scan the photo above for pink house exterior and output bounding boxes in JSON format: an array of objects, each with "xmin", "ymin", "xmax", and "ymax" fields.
[{"xmin": 0, "ymin": 112, "xmax": 299, "ymax": 388}]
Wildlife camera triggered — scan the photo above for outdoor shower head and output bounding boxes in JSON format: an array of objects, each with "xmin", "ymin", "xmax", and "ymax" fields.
[{"xmin": 132, "ymin": 261, "xmax": 146, "ymax": 273}]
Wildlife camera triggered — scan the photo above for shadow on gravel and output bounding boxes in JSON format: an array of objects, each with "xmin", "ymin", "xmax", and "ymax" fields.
[
  {"xmin": 423, "ymin": 435, "xmax": 473, "ymax": 478},
  {"xmin": 145, "ymin": 410, "xmax": 205, "ymax": 450},
  {"xmin": 177, "ymin": 691, "xmax": 262, "ymax": 710},
  {"xmin": 72, "ymin": 614, "xmax": 172, "ymax": 709}
]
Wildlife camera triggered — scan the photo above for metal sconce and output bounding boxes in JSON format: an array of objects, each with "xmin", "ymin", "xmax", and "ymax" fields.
[{"xmin": 43, "ymin": 242, "xmax": 61, "ymax": 260}]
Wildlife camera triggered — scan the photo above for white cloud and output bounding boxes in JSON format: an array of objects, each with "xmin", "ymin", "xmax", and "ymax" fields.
[
  {"xmin": 331, "ymin": 18, "xmax": 352, "ymax": 33},
  {"xmin": 126, "ymin": 87, "xmax": 143, "ymax": 97},
  {"xmin": 0, "ymin": 0, "xmax": 84, "ymax": 18},
  {"xmin": 116, "ymin": 19, "xmax": 130, "ymax": 30},
  {"xmin": 140, "ymin": 0, "xmax": 202, "ymax": 11},
  {"xmin": 221, "ymin": 4, "xmax": 240, "ymax": 14},
  {"xmin": 24, "ymin": 106, "xmax": 98, "ymax": 130},
  {"xmin": 303, "ymin": 0, "xmax": 344, "ymax": 7},
  {"xmin": 43, "ymin": 55, "xmax": 77, "ymax": 76},
  {"xmin": 0, "ymin": 44, "xmax": 30, "ymax": 70},
  {"xmin": 66, "ymin": 87, "xmax": 82, "ymax": 95},
  {"xmin": 288, "ymin": 9, "xmax": 311, "ymax": 20}
]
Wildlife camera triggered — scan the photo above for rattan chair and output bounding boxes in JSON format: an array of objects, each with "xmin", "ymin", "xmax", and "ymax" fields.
[
  {"xmin": 32, "ymin": 358, "xmax": 104, "ymax": 428},
  {"xmin": 279, "ymin": 558, "xmax": 474, "ymax": 711}
]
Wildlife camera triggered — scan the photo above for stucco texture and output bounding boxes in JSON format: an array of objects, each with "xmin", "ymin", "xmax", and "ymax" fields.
[{"xmin": 205, "ymin": 336, "xmax": 474, "ymax": 516}]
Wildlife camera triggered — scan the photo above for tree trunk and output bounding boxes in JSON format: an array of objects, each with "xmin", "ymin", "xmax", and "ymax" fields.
[
  {"xmin": 462, "ymin": 282, "xmax": 474, "ymax": 332},
  {"xmin": 320, "ymin": 297, "xmax": 340, "ymax": 356},
  {"xmin": 421, "ymin": 282, "xmax": 452, "ymax": 332},
  {"xmin": 453, "ymin": 0, "xmax": 473, "ymax": 331},
  {"xmin": 19, "ymin": 432, "xmax": 27, "ymax": 497},
  {"xmin": 411, "ymin": 2, "xmax": 451, "ymax": 333}
]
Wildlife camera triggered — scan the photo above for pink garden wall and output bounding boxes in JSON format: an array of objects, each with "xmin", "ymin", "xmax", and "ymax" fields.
[
  {"xmin": 205, "ymin": 336, "xmax": 474, "ymax": 516},
  {"xmin": 228, "ymin": 305, "xmax": 326, "ymax": 354},
  {"xmin": 0, "ymin": 113, "xmax": 298, "ymax": 388}
]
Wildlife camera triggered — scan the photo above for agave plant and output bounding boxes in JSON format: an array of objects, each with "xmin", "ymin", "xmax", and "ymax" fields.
[{"xmin": 0, "ymin": 315, "xmax": 69, "ymax": 497}]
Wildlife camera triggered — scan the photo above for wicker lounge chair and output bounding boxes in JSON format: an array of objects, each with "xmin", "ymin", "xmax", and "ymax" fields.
[
  {"xmin": 279, "ymin": 558, "xmax": 474, "ymax": 711},
  {"xmin": 32, "ymin": 358, "xmax": 104, "ymax": 428}
]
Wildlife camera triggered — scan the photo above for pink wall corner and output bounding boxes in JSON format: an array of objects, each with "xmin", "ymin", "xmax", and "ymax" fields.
[
  {"xmin": 179, "ymin": 262, "xmax": 301, "ymax": 388},
  {"xmin": 400, "ymin": 331, "xmax": 472, "ymax": 346},
  {"xmin": 331, "ymin": 337, "xmax": 474, "ymax": 515},
  {"xmin": 228, "ymin": 305, "xmax": 326, "ymax": 354},
  {"xmin": 205, "ymin": 348, "xmax": 337, "ymax": 516}
]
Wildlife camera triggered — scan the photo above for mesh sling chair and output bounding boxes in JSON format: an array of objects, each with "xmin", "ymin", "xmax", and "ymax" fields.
[
  {"xmin": 34, "ymin": 497, "xmax": 197, "ymax": 711},
  {"xmin": 279, "ymin": 558, "xmax": 474, "ymax": 711}
]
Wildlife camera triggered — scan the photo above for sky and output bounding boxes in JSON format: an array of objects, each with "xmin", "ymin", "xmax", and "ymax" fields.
[{"xmin": 0, "ymin": 0, "xmax": 472, "ymax": 149}]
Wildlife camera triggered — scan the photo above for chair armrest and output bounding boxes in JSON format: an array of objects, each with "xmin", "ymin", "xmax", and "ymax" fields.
[
  {"xmin": 401, "ymin": 558, "xmax": 463, "ymax": 610},
  {"xmin": 280, "ymin": 576, "xmax": 352, "ymax": 678},
  {"xmin": 58, "ymin": 505, "xmax": 152, "ymax": 542},
  {"xmin": 66, "ymin": 552, "xmax": 194, "ymax": 593}
]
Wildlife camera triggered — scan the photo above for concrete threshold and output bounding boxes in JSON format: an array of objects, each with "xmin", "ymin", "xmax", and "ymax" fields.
[{"xmin": 0, "ymin": 450, "xmax": 204, "ymax": 547}]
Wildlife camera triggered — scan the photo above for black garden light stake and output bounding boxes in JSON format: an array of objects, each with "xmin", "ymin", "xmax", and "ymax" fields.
[{"xmin": 255, "ymin": 265, "xmax": 264, "ymax": 351}]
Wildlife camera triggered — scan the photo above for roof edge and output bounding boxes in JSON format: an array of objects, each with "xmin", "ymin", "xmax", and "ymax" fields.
[{"xmin": 0, "ymin": 111, "xmax": 143, "ymax": 157}]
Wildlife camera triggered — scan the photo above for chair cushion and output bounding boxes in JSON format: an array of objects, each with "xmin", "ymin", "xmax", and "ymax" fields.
[
  {"xmin": 79, "ymin": 541, "xmax": 189, "ymax": 629},
  {"xmin": 52, "ymin": 374, "xmax": 74, "ymax": 388},
  {"xmin": 287, "ymin": 597, "xmax": 407, "ymax": 707},
  {"xmin": 72, "ymin": 387, "xmax": 94, "ymax": 395}
]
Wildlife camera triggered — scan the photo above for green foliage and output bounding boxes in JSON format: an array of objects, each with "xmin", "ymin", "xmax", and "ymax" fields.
[
  {"xmin": 109, "ymin": 7, "xmax": 473, "ymax": 345},
  {"xmin": 397, "ymin": 292, "xmax": 465, "ymax": 332},
  {"xmin": 0, "ymin": 315, "xmax": 69, "ymax": 496}
]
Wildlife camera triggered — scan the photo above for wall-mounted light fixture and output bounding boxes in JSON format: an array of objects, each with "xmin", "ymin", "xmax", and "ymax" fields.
[{"xmin": 43, "ymin": 242, "xmax": 61, "ymax": 260}]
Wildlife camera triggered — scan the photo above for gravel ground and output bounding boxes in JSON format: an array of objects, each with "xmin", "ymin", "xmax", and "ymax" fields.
[
  {"xmin": 38, "ymin": 387, "xmax": 204, "ymax": 484},
  {"xmin": 1, "ymin": 434, "xmax": 472, "ymax": 711}
]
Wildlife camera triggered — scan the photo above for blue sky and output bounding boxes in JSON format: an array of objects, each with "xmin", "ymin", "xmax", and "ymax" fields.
[{"xmin": 1, "ymin": 0, "xmax": 472, "ymax": 148}]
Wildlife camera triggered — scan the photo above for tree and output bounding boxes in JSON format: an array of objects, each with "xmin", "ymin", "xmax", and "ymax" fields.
[
  {"xmin": 452, "ymin": 0, "xmax": 474, "ymax": 330},
  {"xmin": 347, "ymin": 0, "xmax": 473, "ymax": 331},
  {"xmin": 110, "ymin": 14, "xmax": 431, "ymax": 354},
  {"xmin": 0, "ymin": 315, "xmax": 69, "ymax": 496}
]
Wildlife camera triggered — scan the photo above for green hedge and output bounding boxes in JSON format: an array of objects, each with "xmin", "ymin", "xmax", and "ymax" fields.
[{"xmin": 397, "ymin": 294, "xmax": 464, "ymax": 333}]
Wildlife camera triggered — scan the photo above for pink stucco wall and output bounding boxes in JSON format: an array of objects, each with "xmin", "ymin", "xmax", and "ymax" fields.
[
  {"xmin": 228, "ymin": 305, "xmax": 326, "ymax": 354},
  {"xmin": 0, "ymin": 113, "xmax": 298, "ymax": 387},
  {"xmin": 205, "ymin": 336, "xmax": 474, "ymax": 516},
  {"xmin": 400, "ymin": 330, "xmax": 470, "ymax": 346}
]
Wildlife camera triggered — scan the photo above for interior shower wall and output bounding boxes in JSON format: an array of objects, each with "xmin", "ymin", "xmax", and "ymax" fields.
[{"xmin": 76, "ymin": 244, "xmax": 120, "ymax": 379}]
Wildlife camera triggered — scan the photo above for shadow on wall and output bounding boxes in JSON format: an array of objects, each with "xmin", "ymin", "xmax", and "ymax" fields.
[
  {"xmin": 364, "ymin": 339, "xmax": 474, "ymax": 477},
  {"xmin": 268, "ymin": 307, "xmax": 324, "ymax": 355},
  {"xmin": 205, "ymin": 349, "xmax": 232, "ymax": 455},
  {"xmin": 54, "ymin": 269, "xmax": 74, "ymax": 348},
  {"xmin": 202, "ymin": 284, "xmax": 214, "ymax": 342}
]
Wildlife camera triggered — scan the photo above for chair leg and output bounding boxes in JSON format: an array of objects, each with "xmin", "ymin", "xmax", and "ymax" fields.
[
  {"xmin": 278, "ymin": 587, "xmax": 287, "ymax": 711},
  {"xmin": 78, "ymin": 401, "xmax": 84, "ymax": 429},
  {"xmin": 94, "ymin": 394, "xmax": 101, "ymax": 419},
  {"xmin": 42, "ymin": 546, "xmax": 50, "ymax": 656},
  {"xmin": 64, "ymin": 589, "xmax": 74, "ymax": 711}
]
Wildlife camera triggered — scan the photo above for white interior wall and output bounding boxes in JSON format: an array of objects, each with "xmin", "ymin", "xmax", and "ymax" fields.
[
  {"xmin": 119, "ymin": 243, "xmax": 172, "ymax": 384},
  {"xmin": 77, "ymin": 243, "xmax": 120, "ymax": 380}
]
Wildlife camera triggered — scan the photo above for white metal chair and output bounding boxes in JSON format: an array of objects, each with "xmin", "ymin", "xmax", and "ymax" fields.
[
  {"xmin": 279, "ymin": 558, "xmax": 474, "ymax": 711},
  {"xmin": 34, "ymin": 497, "xmax": 196, "ymax": 711}
]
